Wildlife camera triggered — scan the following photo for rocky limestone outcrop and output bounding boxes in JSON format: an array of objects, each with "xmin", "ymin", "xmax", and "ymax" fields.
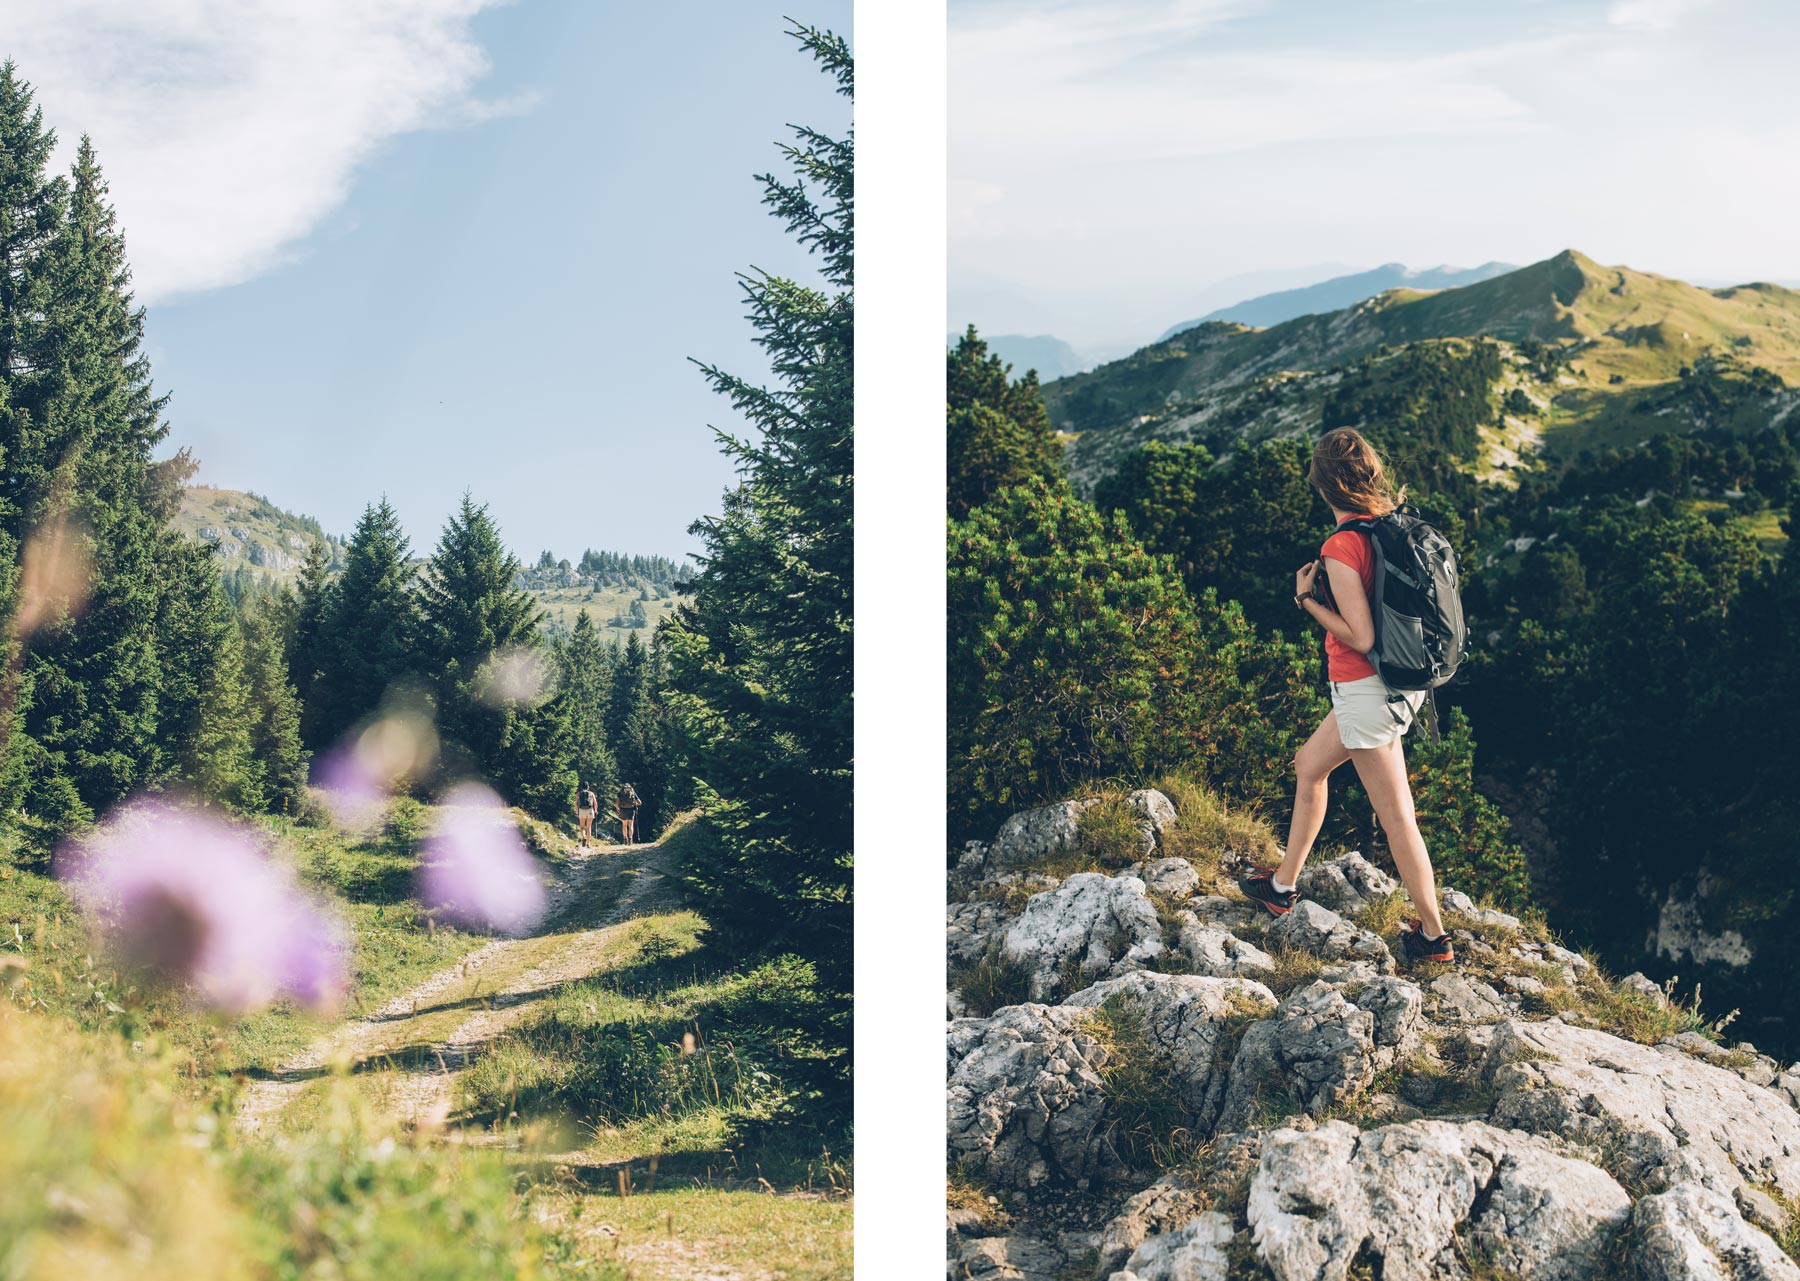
[
  {"xmin": 1127, "ymin": 856, "xmax": 1200, "ymax": 900},
  {"xmin": 1174, "ymin": 918, "xmax": 1276, "ymax": 979},
  {"xmin": 946, "ymin": 1003, "xmax": 1123, "ymax": 1191},
  {"xmin": 1105, "ymin": 1212, "xmax": 1233, "ymax": 1281},
  {"xmin": 1003, "ymin": 873, "xmax": 1164, "ymax": 1001},
  {"xmin": 1631, "ymin": 1181, "xmax": 1800, "ymax": 1281},
  {"xmin": 1064, "ymin": 971, "xmax": 1276, "ymax": 1132},
  {"xmin": 1246, "ymin": 1119, "xmax": 1630, "ymax": 1281},
  {"xmin": 968, "ymin": 789, "xmax": 1178, "ymax": 881},
  {"xmin": 1484, "ymin": 1019, "xmax": 1800, "ymax": 1200},
  {"xmin": 949, "ymin": 1232, "xmax": 1070, "ymax": 1281},
  {"xmin": 1294, "ymin": 851, "xmax": 1397, "ymax": 915},
  {"xmin": 1265, "ymin": 899, "xmax": 1396, "ymax": 973},
  {"xmin": 947, "ymin": 795, "xmax": 1800, "ymax": 1281},
  {"xmin": 1217, "ymin": 977, "xmax": 1422, "ymax": 1130},
  {"xmin": 949, "ymin": 899, "xmax": 1016, "ymax": 968}
]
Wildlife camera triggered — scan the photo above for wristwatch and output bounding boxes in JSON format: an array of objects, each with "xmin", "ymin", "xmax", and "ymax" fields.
[{"xmin": 1295, "ymin": 593, "xmax": 1311, "ymax": 611}]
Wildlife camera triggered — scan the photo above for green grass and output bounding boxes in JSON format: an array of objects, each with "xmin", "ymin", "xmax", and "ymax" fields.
[
  {"xmin": 1088, "ymin": 994, "xmax": 1206, "ymax": 1169},
  {"xmin": 0, "ymin": 999, "xmax": 597, "ymax": 1281},
  {"xmin": 1, "ymin": 801, "xmax": 495, "ymax": 1091},
  {"xmin": 457, "ymin": 912, "xmax": 849, "ymax": 1192},
  {"xmin": 954, "ymin": 943, "xmax": 1035, "ymax": 1017}
]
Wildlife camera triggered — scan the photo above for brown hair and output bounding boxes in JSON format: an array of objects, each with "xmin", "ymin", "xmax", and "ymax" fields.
[{"xmin": 1308, "ymin": 427, "xmax": 1404, "ymax": 516}]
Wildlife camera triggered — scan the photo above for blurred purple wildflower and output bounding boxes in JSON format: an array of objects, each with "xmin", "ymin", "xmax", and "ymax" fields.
[
  {"xmin": 58, "ymin": 798, "xmax": 349, "ymax": 1015},
  {"xmin": 311, "ymin": 744, "xmax": 387, "ymax": 829},
  {"xmin": 417, "ymin": 782, "xmax": 547, "ymax": 933},
  {"xmin": 311, "ymin": 709, "xmax": 440, "ymax": 829}
]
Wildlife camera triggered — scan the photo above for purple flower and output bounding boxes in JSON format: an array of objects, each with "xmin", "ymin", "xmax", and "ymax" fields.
[
  {"xmin": 417, "ymin": 782, "xmax": 547, "ymax": 933},
  {"xmin": 310, "ymin": 711, "xmax": 440, "ymax": 829},
  {"xmin": 58, "ymin": 798, "xmax": 349, "ymax": 1015},
  {"xmin": 311, "ymin": 744, "xmax": 387, "ymax": 829}
]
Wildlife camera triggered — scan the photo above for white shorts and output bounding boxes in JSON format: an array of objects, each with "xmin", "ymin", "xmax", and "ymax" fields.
[{"xmin": 1331, "ymin": 675, "xmax": 1426, "ymax": 750}]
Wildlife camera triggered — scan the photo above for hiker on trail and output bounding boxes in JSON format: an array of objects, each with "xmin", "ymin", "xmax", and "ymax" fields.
[
  {"xmin": 616, "ymin": 782, "xmax": 641, "ymax": 844},
  {"xmin": 575, "ymin": 781, "xmax": 598, "ymax": 848},
  {"xmin": 1239, "ymin": 427, "xmax": 1464, "ymax": 966}
]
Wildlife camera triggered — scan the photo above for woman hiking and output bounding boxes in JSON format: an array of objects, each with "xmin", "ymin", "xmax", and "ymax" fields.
[
  {"xmin": 1238, "ymin": 427, "xmax": 1454, "ymax": 965},
  {"xmin": 575, "ymin": 781, "xmax": 599, "ymax": 848}
]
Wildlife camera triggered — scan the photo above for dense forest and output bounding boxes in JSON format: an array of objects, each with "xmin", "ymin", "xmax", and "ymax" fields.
[{"xmin": 949, "ymin": 319, "xmax": 1800, "ymax": 1052}]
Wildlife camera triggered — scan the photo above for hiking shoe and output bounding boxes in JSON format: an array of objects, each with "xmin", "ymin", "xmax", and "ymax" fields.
[
  {"xmin": 1239, "ymin": 866, "xmax": 1298, "ymax": 916},
  {"xmin": 1400, "ymin": 921, "xmax": 1456, "ymax": 965}
]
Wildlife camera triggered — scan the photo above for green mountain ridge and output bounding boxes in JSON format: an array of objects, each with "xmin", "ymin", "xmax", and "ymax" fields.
[
  {"xmin": 1047, "ymin": 250, "xmax": 1800, "ymax": 488},
  {"xmin": 173, "ymin": 485, "xmax": 684, "ymax": 640}
]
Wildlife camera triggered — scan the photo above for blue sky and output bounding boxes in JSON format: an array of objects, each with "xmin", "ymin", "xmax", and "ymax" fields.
[
  {"xmin": 951, "ymin": 0, "xmax": 1800, "ymax": 352},
  {"xmin": 2, "ymin": 1, "xmax": 851, "ymax": 559}
]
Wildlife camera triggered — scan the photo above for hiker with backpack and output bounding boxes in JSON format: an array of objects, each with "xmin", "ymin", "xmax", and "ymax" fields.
[
  {"xmin": 616, "ymin": 782, "xmax": 641, "ymax": 843},
  {"xmin": 1239, "ymin": 427, "xmax": 1466, "ymax": 966},
  {"xmin": 575, "ymin": 781, "xmax": 599, "ymax": 848}
]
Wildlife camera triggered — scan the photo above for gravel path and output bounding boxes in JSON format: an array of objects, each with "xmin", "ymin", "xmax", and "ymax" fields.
[{"xmin": 235, "ymin": 835, "xmax": 681, "ymax": 1136}]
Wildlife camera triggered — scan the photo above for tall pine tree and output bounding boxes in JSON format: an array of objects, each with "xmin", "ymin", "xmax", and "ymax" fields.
[
  {"xmin": 309, "ymin": 500, "xmax": 418, "ymax": 749},
  {"xmin": 420, "ymin": 495, "xmax": 570, "ymax": 815},
  {"xmin": 556, "ymin": 609, "xmax": 618, "ymax": 810},
  {"xmin": 666, "ymin": 26, "xmax": 852, "ymax": 994}
]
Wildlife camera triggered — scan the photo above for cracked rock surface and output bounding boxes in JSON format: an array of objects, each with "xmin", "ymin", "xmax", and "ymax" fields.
[
  {"xmin": 1484, "ymin": 1018, "xmax": 1800, "ymax": 1200},
  {"xmin": 1003, "ymin": 873, "xmax": 1164, "ymax": 1001},
  {"xmin": 947, "ymin": 796, "xmax": 1800, "ymax": 1281}
]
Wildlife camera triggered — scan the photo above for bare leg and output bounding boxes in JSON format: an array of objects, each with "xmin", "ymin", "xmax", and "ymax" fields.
[
  {"xmin": 1348, "ymin": 738, "xmax": 1445, "ymax": 937},
  {"xmin": 1275, "ymin": 713, "xmax": 1352, "ymax": 886}
]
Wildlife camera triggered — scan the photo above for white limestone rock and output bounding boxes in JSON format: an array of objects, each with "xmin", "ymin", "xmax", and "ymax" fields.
[{"xmin": 1002, "ymin": 873, "xmax": 1164, "ymax": 1001}]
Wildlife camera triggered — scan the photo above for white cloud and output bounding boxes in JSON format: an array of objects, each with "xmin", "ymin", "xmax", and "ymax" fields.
[
  {"xmin": 0, "ymin": 0, "xmax": 527, "ymax": 302},
  {"xmin": 950, "ymin": 0, "xmax": 1800, "ymax": 348},
  {"xmin": 1607, "ymin": 0, "xmax": 1711, "ymax": 32}
]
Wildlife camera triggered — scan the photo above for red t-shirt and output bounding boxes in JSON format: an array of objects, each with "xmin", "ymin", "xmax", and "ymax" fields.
[{"xmin": 1320, "ymin": 516, "xmax": 1377, "ymax": 682}]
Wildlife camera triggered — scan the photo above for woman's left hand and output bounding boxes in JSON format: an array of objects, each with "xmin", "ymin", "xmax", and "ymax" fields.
[{"xmin": 1295, "ymin": 560, "xmax": 1319, "ymax": 600}]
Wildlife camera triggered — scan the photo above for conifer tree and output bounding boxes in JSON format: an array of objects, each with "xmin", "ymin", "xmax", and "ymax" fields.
[
  {"xmin": 557, "ymin": 610, "xmax": 618, "ymax": 807},
  {"xmin": 420, "ymin": 495, "xmax": 569, "ymax": 814},
  {"xmin": 946, "ymin": 326, "xmax": 1062, "ymax": 518},
  {"xmin": 665, "ymin": 25, "xmax": 852, "ymax": 989},
  {"xmin": 0, "ymin": 77, "xmax": 169, "ymax": 820},
  {"xmin": 154, "ymin": 539, "xmax": 261, "ymax": 809},
  {"xmin": 310, "ymin": 500, "xmax": 418, "ymax": 748},
  {"xmin": 239, "ymin": 597, "xmax": 308, "ymax": 811},
  {"xmin": 286, "ymin": 538, "xmax": 334, "ymax": 744}
]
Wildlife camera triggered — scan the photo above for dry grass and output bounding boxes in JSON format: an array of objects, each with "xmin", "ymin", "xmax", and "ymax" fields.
[
  {"xmin": 1263, "ymin": 946, "xmax": 1327, "ymax": 998},
  {"xmin": 955, "ymin": 944, "xmax": 1034, "ymax": 1018},
  {"xmin": 1153, "ymin": 772, "xmax": 1281, "ymax": 878},
  {"xmin": 1087, "ymin": 995, "xmax": 1208, "ymax": 1170},
  {"xmin": 1354, "ymin": 891, "xmax": 1409, "ymax": 940}
]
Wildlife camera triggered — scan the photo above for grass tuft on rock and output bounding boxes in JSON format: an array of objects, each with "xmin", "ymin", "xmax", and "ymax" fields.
[
  {"xmin": 1087, "ymin": 994, "xmax": 1205, "ymax": 1170},
  {"xmin": 956, "ymin": 943, "xmax": 1035, "ymax": 1017}
]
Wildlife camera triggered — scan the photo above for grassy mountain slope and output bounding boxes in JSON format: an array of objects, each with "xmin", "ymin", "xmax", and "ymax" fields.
[
  {"xmin": 1048, "ymin": 251, "xmax": 1800, "ymax": 487},
  {"xmin": 174, "ymin": 486, "xmax": 342, "ymax": 582}
]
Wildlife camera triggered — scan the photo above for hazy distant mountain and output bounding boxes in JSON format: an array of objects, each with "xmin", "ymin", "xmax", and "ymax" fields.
[
  {"xmin": 949, "ymin": 332, "xmax": 1091, "ymax": 381},
  {"xmin": 1157, "ymin": 262, "xmax": 1520, "ymax": 341}
]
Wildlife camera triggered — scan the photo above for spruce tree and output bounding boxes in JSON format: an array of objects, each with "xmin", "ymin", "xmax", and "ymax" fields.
[
  {"xmin": 153, "ymin": 538, "xmax": 261, "ymax": 809},
  {"xmin": 239, "ymin": 596, "xmax": 308, "ymax": 811},
  {"xmin": 665, "ymin": 26, "xmax": 852, "ymax": 993},
  {"xmin": 286, "ymin": 537, "xmax": 334, "ymax": 745},
  {"xmin": 946, "ymin": 326, "xmax": 1062, "ymax": 518},
  {"xmin": 0, "ymin": 79, "xmax": 168, "ymax": 821},
  {"xmin": 311, "ymin": 500, "xmax": 418, "ymax": 748},
  {"xmin": 420, "ymin": 495, "xmax": 569, "ymax": 814},
  {"xmin": 557, "ymin": 610, "xmax": 618, "ymax": 808}
]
